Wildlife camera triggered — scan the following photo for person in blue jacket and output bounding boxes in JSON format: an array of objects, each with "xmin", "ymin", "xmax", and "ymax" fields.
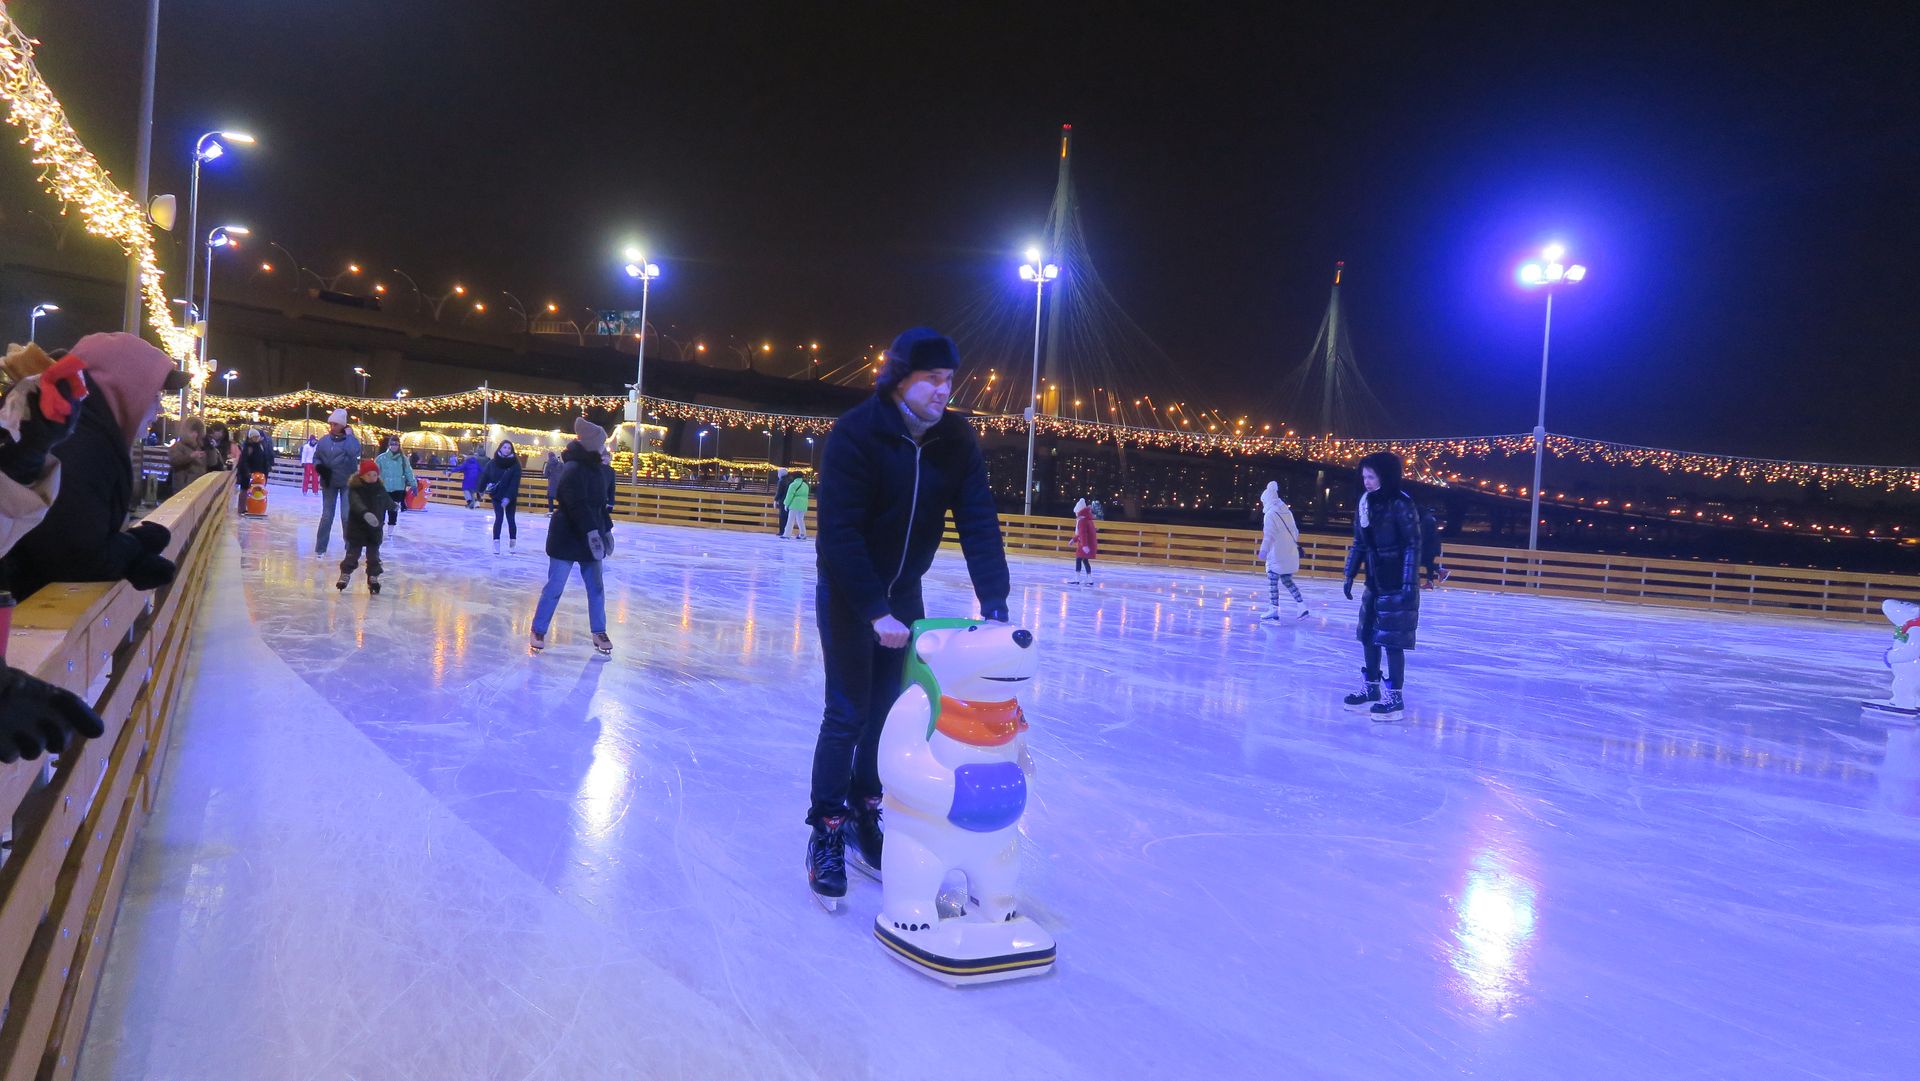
[{"xmin": 804, "ymin": 326, "xmax": 1011, "ymax": 908}]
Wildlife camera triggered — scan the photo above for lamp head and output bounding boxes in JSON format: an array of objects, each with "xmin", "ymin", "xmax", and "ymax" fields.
[
  {"xmin": 1025, "ymin": 246, "xmax": 1042, "ymax": 263},
  {"xmin": 1019, "ymin": 265, "xmax": 1036, "ymax": 281},
  {"xmin": 220, "ymin": 131, "xmax": 257, "ymax": 145},
  {"xmin": 1542, "ymin": 243, "xmax": 1566, "ymax": 263},
  {"xmin": 31, "ymin": 303, "xmax": 57, "ymax": 315},
  {"xmin": 200, "ymin": 141, "xmax": 225, "ymax": 163},
  {"xmin": 1566, "ymin": 264, "xmax": 1588, "ymax": 283},
  {"xmin": 1519, "ymin": 263, "xmax": 1544, "ymax": 285},
  {"xmin": 1043, "ymin": 264, "xmax": 1059, "ymax": 280}
]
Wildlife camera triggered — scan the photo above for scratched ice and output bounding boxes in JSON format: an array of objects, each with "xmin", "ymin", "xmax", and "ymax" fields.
[{"xmin": 75, "ymin": 491, "xmax": 1920, "ymax": 1079}]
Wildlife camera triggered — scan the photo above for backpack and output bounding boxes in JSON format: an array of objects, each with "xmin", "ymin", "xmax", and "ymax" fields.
[{"xmin": 1418, "ymin": 505, "xmax": 1443, "ymax": 567}]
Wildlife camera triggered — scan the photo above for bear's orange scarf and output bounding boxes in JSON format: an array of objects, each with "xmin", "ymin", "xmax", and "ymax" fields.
[{"xmin": 935, "ymin": 697, "xmax": 1028, "ymax": 747}]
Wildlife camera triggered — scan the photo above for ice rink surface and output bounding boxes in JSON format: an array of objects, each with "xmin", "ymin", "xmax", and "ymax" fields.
[{"xmin": 77, "ymin": 492, "xmax": 1920, "ymax": 1080}]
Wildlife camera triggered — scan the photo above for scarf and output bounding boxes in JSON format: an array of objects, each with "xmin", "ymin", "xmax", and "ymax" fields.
[{"xmin": 935, "ymin": 696, "xmax": 1028, "ymax": 747}]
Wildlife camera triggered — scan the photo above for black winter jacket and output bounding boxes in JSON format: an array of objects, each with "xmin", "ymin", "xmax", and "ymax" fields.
[
  {"xmin": 3, "ymin": 394, "xmax": 147, "ymax": 599},
  {"xmin": 816, "ymin": 393, "xmax": 1009, "ymax": 622},
  {"xmin": 481, "ymin": 455, "xmax": 522, "ymax": 504},
  {"xmin": 344, "ymin": 474, "xmax": 395, "ymax": 546},
  {"xmin": 546, "ymin": 443, "xmax": 611, "ymax": 564},
  {"xmin": 236, "ymin": 441, "xmax": 274, "ymax": 487},
  {"xmin": 1344, "ymin": 489, "xmax": 1422, "ymax": 650}
]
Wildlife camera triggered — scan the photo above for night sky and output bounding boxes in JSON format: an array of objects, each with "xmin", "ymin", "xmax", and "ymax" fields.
[{"xmin": 13, "ymin": 2, "xmax": 1918, "ymax": 463}]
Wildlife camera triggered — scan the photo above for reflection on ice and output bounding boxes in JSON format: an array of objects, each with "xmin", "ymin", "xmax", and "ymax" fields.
[{"xmin": 1449, "ymin": 847, "xmax": 1539, "ymax": 1015}]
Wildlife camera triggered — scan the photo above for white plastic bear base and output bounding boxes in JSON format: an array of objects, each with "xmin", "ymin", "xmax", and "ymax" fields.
[
  {"xmin": 873, "ymin": 911, "xmax": 1057, "ymax": 986},
  {"xmin": 874, "ymin": 619, "xmax": 1055, "ymax": 986},
  {"xmin": 1863, "ymin": 599, "xmax": 1920, "ymax": 722}
]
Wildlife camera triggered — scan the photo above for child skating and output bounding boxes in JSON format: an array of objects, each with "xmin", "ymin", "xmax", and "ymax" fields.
[
  {"xmin": 1065, "ymin": 497, "xmax": 1097, "ymax": 584},
  {"xmin": 338, "ymin": 459, "xmax": 395, "ymax": 595},
  {"xmin": 1257, "ymin": 481, "xmax": 1309, "ymax": 621}
]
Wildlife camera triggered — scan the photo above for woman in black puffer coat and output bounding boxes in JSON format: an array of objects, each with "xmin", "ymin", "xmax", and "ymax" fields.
[{"xmin": 1341, "ymin": 451, "xmax": 1420, "ymax": 721}]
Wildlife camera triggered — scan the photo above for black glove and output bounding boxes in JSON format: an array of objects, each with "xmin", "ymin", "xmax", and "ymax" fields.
[
  {"xmin": 126, "ymin": 553, "xmax": 177, "ymax": 591},
  {"xmin": 316, "ymin": 462, "xmax": 332, "ymax": 486},
  {"xmin": 127, "ymin": 521, "xmax": 172, "ymax": 555},
  {"xmin": 0, "ymin": 368, "xmax": 86, "ymax": 486},
  {"xmin": 1342, "ymin": 578, "xmax": 1354, "ymax": 601},
  {"xmin": 0, "ymin": 663, "xmax": 105, "ymax": 763}
]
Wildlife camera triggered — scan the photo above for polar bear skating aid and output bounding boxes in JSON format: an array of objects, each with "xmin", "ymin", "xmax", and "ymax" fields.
[
  {"xmin": 1864, "ymin": 598, "xmax": 1920, "ymax": 721},
  {"xmin": 873, "ymin": 617, "xmax": 1056, "ymax": 985}
]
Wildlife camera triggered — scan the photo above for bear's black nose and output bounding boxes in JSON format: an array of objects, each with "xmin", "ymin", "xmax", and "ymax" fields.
[{"xmin": 1012, "ymin": 629, "xmax": 1033, "ymax": 649}]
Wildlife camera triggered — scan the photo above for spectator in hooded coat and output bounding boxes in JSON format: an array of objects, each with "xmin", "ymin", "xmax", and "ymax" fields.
[
  {"xmin": 0, "ymin": 340, "xmax": 106, "ymax": 763},
  {"xmin": 3, "ymin": 332, "xmax": 184, "ymax": 601}
]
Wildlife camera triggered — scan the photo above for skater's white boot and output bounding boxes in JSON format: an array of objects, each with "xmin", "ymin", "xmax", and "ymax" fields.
[
  {"xmin": 1260, "ymin": 605, "xmax": 1282, "ymax": 622},
  {"xmin": 1294, "ymin": 601, "xmax": 1311, "ymax": 619},
  {"xmin": 492, "ymin": 537, "xmax": 501, "ymax": 555}
]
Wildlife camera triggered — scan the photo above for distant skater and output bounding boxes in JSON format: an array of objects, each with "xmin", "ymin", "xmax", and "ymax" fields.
[
  {"xmin": 1064, "ymin": 497, "xmax": 1096, "ymax": 585},
  {"xmin": 1257, "ymin": 481, "xmax": 1308, "ymax": 621}
]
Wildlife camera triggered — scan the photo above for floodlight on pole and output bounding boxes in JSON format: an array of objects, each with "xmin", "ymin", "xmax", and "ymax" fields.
[
  {"xmin": 198, "ymin": 226, "xmax": 249, "ymax": 402},
  {"xmin": 621, "ymin": 250, "xmax": 662, "ymax": 483},
  {"xmin": 221, "ymin": 369, "xmax": 237, "ymax": 397},
  {"xmin": 1515, "ymin": 243, "xmax": 1589, "ymax": 552},
  {"xmin": 180, "ymin": 130, "xmax": 255, "ymax": 418},
  {"xmin": 27, "ymin": 303, "xmax": 58, "ymax": 342},
  {"xmin": 353, "ymin": 366, "xmax": 370, "ymax": 395},
  {"xmin": 1018, "ymin": 247, "xmax": 1060, "ymax": 516}
]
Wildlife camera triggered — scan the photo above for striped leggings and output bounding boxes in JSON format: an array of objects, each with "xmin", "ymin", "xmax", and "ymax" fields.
[{"xmin": 1268, "ymin": 571, "xmax": 1304, "ymax": 607}]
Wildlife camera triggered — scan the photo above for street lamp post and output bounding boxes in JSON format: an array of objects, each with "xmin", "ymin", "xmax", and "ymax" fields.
[
  {"xmin": 697, "ymin": 428, "xmax": 712, "ymax": 460},
  {"xmin": 222, "ymin": 369, "xmax": 237, "ymax": 398},
  {"xmin": 805, "ymin": 436, "xmax": 816, "ymax": 468},
  {"xmin": 27, "ymin": 303, "xmax": 58, "ymax": 342},
  {"xmin": 353, "ymin": 366, "xmax": 370, "ymax": 396},
  {"xmin": 198, "ymin": 225, "xmax": 250, "ymax": 393},
  {"xmin": 181, "ymin": 131, "xmax": 254, "ymax": 338},
  {"xmin": 623, "ymin": 250, "xmax": 661, "ymax": 483},
  {"xmin": 1018, "ymin": 247, "xmax": 1060, "ymax": 516},
  {"xmin": 1516, "ymin": 243, "xmax": 1588, "ymax": 551},
  {"xmin": 763, "ymin": 429, "xmax": 774, "ymax": 462}
]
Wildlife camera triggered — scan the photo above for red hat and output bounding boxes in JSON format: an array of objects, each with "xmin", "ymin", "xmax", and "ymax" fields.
[{"xmin": 357, "ymin": 459, "xmax": 380, "ymax": 478}]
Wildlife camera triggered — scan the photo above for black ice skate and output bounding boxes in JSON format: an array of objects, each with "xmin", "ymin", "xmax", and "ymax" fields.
[
  {"xmin": 847, "ymin": 795, "xmax": 883, "ymax": 881},
  {"xmin": 1370, "ymin": 687, "xmax": 1405, "ymax": 722},
  {"xmin": 807, "ymin": 816, "xmax": 849, "ymax": 911},
  {"xmin": 335, "ymin": 574, "xmax": 349, "ymax": 592},
  {"xmin": 367, "ymin": 574, "xmax": 381, "ymax": 595},
  {"xmin": 1343, "ymin": 668, "xmax": 1382, "ymax": 710}
]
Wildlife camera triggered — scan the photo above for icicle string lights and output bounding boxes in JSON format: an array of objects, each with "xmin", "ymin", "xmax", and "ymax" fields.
[
  {"xmin": 0, "ymin": 14, "xmax": 197, "ymax": 365},
  {"xmin": 198, "ymin": 386, "xmax": 1920, "ymax": 495}
]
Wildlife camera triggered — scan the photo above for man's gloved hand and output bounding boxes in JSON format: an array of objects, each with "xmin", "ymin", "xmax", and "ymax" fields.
[
  {"xmin": 1342, "ymin": 578, "xmax": 1355, "ymax": 601},
  {"xmin": 126, "ymin": 521, "xmax": 172, "ymax": 555},
  {"xmin": 0, "ymin": 356, "xmax": 88, "ymax": 486},
  {"xmin": 126, "ymin": 553, "xmax": 177, "ymax": 591},
  {"xmin": 0, "ymin": 663, "xmax": 105, "ymax": 763}
]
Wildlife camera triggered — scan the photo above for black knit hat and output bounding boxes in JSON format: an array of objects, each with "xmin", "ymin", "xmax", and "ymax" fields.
[{"xmin": 877, "ymin": 327, "xmax": 959, "ymax": 392}]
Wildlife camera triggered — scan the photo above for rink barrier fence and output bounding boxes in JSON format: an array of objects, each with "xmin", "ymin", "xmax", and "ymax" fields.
[
  {"xmin": 216, "ymin": 454, "xmax": 1917, "ymax": 623},
  {"xmin": 0, "ymin": 470, "xmax": 225, "ymax": 1081}
]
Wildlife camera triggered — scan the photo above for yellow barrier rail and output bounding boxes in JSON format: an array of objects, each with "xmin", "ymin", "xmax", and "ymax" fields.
[
  {"xmin": 0, "ymin": 471, "xmax": 226, "ymax": 1081},
  {"xmin": 227, "ymin": 457, "xmax": 1917, "ymax": 624}
]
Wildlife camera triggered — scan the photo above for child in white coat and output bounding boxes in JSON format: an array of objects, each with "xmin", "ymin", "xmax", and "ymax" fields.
[{"xmin": 1256, "ymin": 481, "xmax": 1309, "ymax": 621}]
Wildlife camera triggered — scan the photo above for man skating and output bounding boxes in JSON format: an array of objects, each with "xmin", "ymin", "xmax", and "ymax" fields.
[
  {"xmin": 806, "ymin": 327, "xmax": 1010, "ymax": 908},
  {"xmin": 312, "ymin": 408, "xmax": 362, "ymax": 557}
]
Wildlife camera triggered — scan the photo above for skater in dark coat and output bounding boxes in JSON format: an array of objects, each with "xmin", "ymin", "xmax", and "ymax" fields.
[
  {"xmin": 338, "ymin": 459, "xmax": 394, "ymax": 594},
  {"xmin": 1341, "ymin": 451, "xmax": 1421, "ymax": 721},
  {"xmin": 530, "ymin": 419, "xmax": 615, "ymax": 655},
  {"xmin": 481, "ymin": 441, "xmax": 522, "ymax": 552},
  {"xmin": 804, "ymin": 326, "xmax": 1011, "ymax": 908}
]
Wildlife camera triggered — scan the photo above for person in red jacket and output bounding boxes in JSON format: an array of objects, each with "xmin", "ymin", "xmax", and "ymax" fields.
[{"xmin": 1064, "ymin": 497, "xmax": 1098, "ymax": 586}]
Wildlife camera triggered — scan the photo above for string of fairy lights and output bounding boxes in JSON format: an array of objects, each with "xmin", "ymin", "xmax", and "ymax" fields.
[
  {"xmin": 0, "ymin": 14, "xmax": 198, "ymax": 367},
  {"xmin": 196, "ymin": 386, "xmax": 1920, "ymax": 495}
]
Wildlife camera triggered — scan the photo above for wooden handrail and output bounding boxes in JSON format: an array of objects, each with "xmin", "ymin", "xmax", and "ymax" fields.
[
  {"xmin": 228, "ymin": 460, "xmax": 1919, "ymax": 623},
  {"xmin": 0, "ymin": 471, "xmax": 227, "ymax": 1080}
]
